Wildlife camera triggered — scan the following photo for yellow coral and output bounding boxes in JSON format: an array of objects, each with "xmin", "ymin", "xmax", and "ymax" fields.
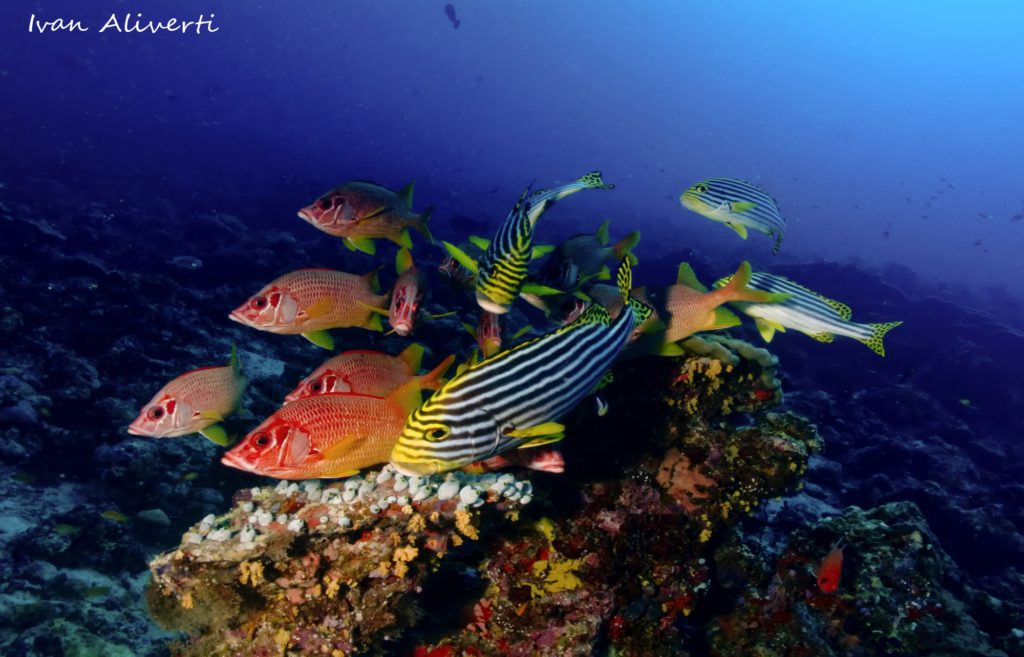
[
  {"xmin": 408, "ymin": 514, "xmax": 426, "ymax": 533},
  {"xmin": 455, "ymin": 509, "xmax": 479, "ymax": 540},
  {"xmin": 451, "ymin": 534, "xmax": 463, "ymax": 547},
  {"xmin": 180, "ymin": 591, "xmax": 194, "ymax": 609},
  {"xmin": 274, "ymin": 628, "xmax": 291, "ymax": 652},
  {"xmin": 392, "ymin": 544, "xmax": 418, "ymax": 577},
  {"xmin": 528, "ymin": 557, "xmax": 584, "ymax": 597},
  {"xmin": 239, "ymin": 560, "xmax": 264, "ymax": 587},
  {"xmin": 699, "ymin": 528, "xmax": 713, "ymax": 543},
  {"xmin": 324, "ymin": 574, "xmax": 340, "ymax": 598}
]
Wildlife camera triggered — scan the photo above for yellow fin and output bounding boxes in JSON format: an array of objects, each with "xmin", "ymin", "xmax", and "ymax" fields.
[
  {"xmin": 386, "ymin": 377, "xmax": 425, "ymax": 416},
  {"xmin": 304, "ymin": 297, "xmax": 334, "ymax": 320},
  {"xmin": 397, "ymin": 343, "xmax": 425, "ymax": 372},
  {"xmin": 357, "ymin": 301, "xmax": 391, "ymax": 317},
  {"xmin": 365, "ymin": 313, "xmax": 384, "ymax": 332},
  {"xmin": 708, "ymin": 307, "xmax": 742, "ymax": 331},
  {"xmin": 521, "ymin": 282, "xmax": 562, "ymax": 297},
  {"xmin": 676, "ymin": 262, "xmax": 707, "ymax": 291},
  {"xmin": 820, "ymin": 296, "xmax": 853, "ymax": 320},
  {"xmin": 418, "ymin": 354, "xmax": 456, "ymax": 391},
  {"xmin": 468, "ymin": 235, "xmax": 491, "ymax": 251},
  {"xmin": 727, "ymin": 223, "xmax": 749, "ymax": 239},
  {"xmin": 754, "ymin": 318, "xmax": 777, "ymax": 343},
  {"xmin": 595, "ymin": 219, "xmax": 610, "ymax": 246},
  {"xmin": 857, "ymin": 321, "xmax": 902, "ymax": 357},
  {"xmin": 361, "ymin": 268, "xmax": 382, "ymax": 293},
  {"xmin": 349, "ymin": 237, "xmax": 377, "ymax": 255},
  {"xmin": 730, "ymin": 201, "xmax": 756, "ymax": 212},
  {"xmin": 516, "ymin": 433, "xmax": 566, "ymax": 449},
  {"xmin": 461, "ymin": 321, "xmax": 477, "ymax": 337},
  {"xmin": 199, "ymin": 424, "xmax": 231, "ymax": 446},
  {"xmin": 394, "ymin": 229, "xmax": 413, "ymax": 250},
  {"xmin": 442, "ymin": 241, "xmax": 479, "ymax": 274},
  {"xmin": 511, "ymin": 325, "xmax": 533, "ymax": 340},
  {"xmin": 395, "ymin": 247, "xmax": 414, "ymax": 275},
  {"xmin": 199, "ymin": 410, "xmax": 224, "ymax": 423},
  {"xmin": 342, "ymin": 238, "xmax": 357, "ymax": 252},
  {"xmin": 506, "ymin": 421, "xmax": 565, "ymax": 440},
  {"xmin": 302, "ymin": 330, "xmax": 335, "ymax": 350},
  {"xmin": 531, "ymin": 244, "xmax": 555, "ymax": 260},
  {"xmin": 426, "ymin": 310, "xmax": 458, "ymax": 320},
  {"xmin": 809, "ymin": 331, "xmax": 835, "ymax": 343},
  {"xmin": 655, "ymin": 341, "xmax": 686, "ymax": 357}
]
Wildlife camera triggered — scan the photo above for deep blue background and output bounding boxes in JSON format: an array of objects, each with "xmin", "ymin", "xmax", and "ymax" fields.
[{"xmin": 4, "ymin": 0, "xmax": 1024, "ymax": 300}]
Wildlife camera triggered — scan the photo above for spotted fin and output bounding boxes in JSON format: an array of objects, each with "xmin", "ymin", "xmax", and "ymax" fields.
[
  {"xmin": 819, "ymin": 296, "xmax": 852, "ymax": 320},
  {"xmin": 856, "ymin": 321, "xmax": 902, "ymax": 357},
  {"xmin": 809, "ymin": 332, "xmax": 835, "ymax": 343}
]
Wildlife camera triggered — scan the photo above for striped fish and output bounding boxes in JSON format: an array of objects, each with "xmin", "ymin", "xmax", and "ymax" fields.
[
  {"xmin": 714, "ymin": 271, "xmax": 902, "ymax": 356},
  {"xmin": 442, "ymin": 171, "xmax": 614, "ymax": 314},
  {"xmin": 390, "ymin": 259, "xmax": 651, "ymax": 475},
  {"xmin": 680, "ymin": 178, "xmax": 786, "ymax": 253}
]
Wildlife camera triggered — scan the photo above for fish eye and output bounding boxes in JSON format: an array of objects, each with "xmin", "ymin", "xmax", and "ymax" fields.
[
  {"xmin": 250, "ymin": 296, "xmax": 268, "ymax": 309},
  {"xmin": 253, "ymin": 433, "xmax": 271, "ymax": 447},
  {"xmin": 147, "ymin": 406, "xmax": 164, "ymax": 420},
  {"xmin": 695, "ymin": 184, "xmax": 709, "ymax": 193},
  {"xmin": 423, "ymin": 425, "xmax": 450, "ymax": 442},
  {"xmin": 317, "ymin": 197, "xmax": 333, "ymax": 210},
  {"xmin": 309, "ymin": 380, "xmax": 323, "ymax": 393}
]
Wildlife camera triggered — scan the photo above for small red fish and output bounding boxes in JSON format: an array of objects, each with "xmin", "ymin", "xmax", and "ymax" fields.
[
  {"xmin": 222, "ymin": 379, "xmax": 424, "ymax": 479},
  {"xmin": 817, "ymin": 543, "xmax": 844, "ymax": 593},
  {"xmin": 128, "ymin": 347, "xmax": 245, "ymax": 445},
  {"xmin": 297, "ymin": 180, "xmax": 432, "ymax": 255},
  {"xmin": 389, "ymin": 248, "xmax": 427, "ymax": 336},
  {"xmin": 463, "ymin": 310, "xmax": 503, "ymax": 359},
  {"xmin": 228, "ymin": 268, "xmax": 389, "ymax": 350},
  {"xmin": 284, "ymin": 344, "xmax": 453, "ymax": 403}
]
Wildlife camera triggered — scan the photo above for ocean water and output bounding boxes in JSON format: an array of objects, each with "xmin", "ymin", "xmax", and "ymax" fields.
[{"xmin": 1, "ymin": 1, "xmax": 1023, "ymax": 656}]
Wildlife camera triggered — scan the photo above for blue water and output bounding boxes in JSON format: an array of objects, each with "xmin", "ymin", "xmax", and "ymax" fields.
[{"xmin": 2, "ymin": 1, "xmax": 1023, "ymax": 655}]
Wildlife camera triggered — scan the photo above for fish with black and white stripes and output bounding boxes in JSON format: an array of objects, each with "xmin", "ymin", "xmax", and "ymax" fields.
[
  {"xmin": 714, "ymin": 271, "xmax": 902, "ymax": 356},
  {"xmin": 389, "ymin": 259, "xmax": 651, "ymax": 475},
  {"xmin": 442, "ymin": 171, "xmax": 615, "ymax": 314},
  {"xmin": 680, "ymin": 177, "xmax": 787, "ymax": 253}
]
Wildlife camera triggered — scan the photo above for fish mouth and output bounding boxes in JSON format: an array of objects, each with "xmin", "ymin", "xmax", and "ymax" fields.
[
  {"xmin": 126, "ymin": 424, "xmax": 146, "ymax": 436},
  {"xmin": 297, "ymin": 209, "xmax": 314, "ymax": 223},
  {"xmin": 220, "ymin": 452, "xmax": 256, "ymax": 472},
  {"xmin": 228, "ymin": 309, "xmax": 249, "ymax": 325}
]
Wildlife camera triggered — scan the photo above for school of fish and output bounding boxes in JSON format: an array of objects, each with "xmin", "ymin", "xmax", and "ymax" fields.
[{"xmin": 129, "ymin": 170, "xmax": 902, "ymax": 494}]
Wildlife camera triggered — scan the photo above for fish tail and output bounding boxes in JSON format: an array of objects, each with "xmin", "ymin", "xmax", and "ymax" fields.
[
  {"xmin": 576, "ymin": 170, "xmax": 615, "ymax": 190},
  {"xmin": 857, "ymin": 321, "xmax": 903, "ymax": 357},
  {"xmin": 415, "ymin": 206, "xmax": 435, "ymax": 244},
  {"xmin": 721, "ymin": 261, "xmax": 790, "ymax": 304},
  {"xmin": 419, "ymin": 354, "xmax": 457, "ymax": 391},
  {"xmin": 611, "ymin": 230, "xmax": 641, "ymax": 266}
]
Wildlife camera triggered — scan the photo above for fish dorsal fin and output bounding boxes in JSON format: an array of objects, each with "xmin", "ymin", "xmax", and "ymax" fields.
[
  {"xmin": 442, "ymin": 241, "xmax": 479, "ymax": 274},
  {"xmin": 616, "ymin": 259, "xmax": 632, "ymax": 300},
  {"xmin": 397, "ymin": 181, "xmax": 415, "ymax": 209},
  {"xmin": 396, "ymin": 247, "xmax": 415, "ymax": 275},
  {"xmin": 819, "ymin": 296, "xmax": 852, "ymax": 320},
  {"xmin": 676, "ymin": 262, "xmax": 707, "ymax": 292},
  {"xmin": 595, "ymin": 219, "xmax": 610, "ymax": 246},
  {"xmin": 468, "ymin": 235, "xmax": 491, "ymax": 251},
  {"xmin": 386, "ymin": 377, "xmax": 425, "ymax": 416},
  {"xmin": 362, "ymin": 267, "xmax": 382, "ymax": 294},
  {"xmin": 397, "ymin": 343, "xmax": 425, "ymax": 372}
]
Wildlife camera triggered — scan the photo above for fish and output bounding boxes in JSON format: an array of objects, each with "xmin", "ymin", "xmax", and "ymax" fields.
[
  {"xmin": 442, "ymin": 171, "xmax": 615, "ymax": 314},
  {"xmin": 228, "ymin": 268, "xmax": 389, "ymax": 350},
  {"xmin": 679, "ymin": 178, "xmax": 786, "ymax": 253},
  {"xmin": 284, "ymin": 344, "xmax": 454, "ymax": 403},
  {"xmin": 462, "ymin": 310, "xmax": 503, "ymax": 359},
  {"xmin": 469, "ymin": 446, "xmax": 565, "ymax": 474},
  {"xmin": 714, "ymin": 271, "xmax": 902, "ymax": 357},
  {"xmin": 658, "ymin": 261, "xmax": 788, "ymax": 348},
  {"xmin": 222, "ymin": 379, "xmax": 424, "ymax": 480},
  {"xmin": 536, "ymin": 219, "xmax": 641, "ymax": 290},
  {"xmin": 390, "ymin": 259, "xmax": 651, "ymax": 475},
  {"xmin": 444, "ymin": 3, "xmax": 461, "ymax": 29},
  {"xmin": 817, "ymin": 543, "xmax": 844, "ymax": 593},
  {"xmin": 388, "ymin": 248, "xmax": 427, "ymax": 336},
  {"xmin": 101, "ymin": 510, "xmax": 129, "ymax": 522},
  {"xmin": 297, "ymin": 180, "xmax": 433, "ymax": 255},
  {"xmin": 128, "ymin": 346, "xmax": 246, "ymax": 446}
]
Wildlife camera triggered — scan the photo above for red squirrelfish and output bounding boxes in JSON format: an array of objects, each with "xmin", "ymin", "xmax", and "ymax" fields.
[
  {"xmin": 222, "ymin": 379, "xmax": 423, "ymax": 479},
  {"xmin": 297, "ymin": 180, "xmax": 433, "ymax": 255},
  {"xmin": 284, "ymin": 343, "xmax": 454, "ymax": 403},
  {"xmin": 128, "ymin": 347, "xmax": 245, "ymax": 446},
  {"xmin": 462, "ymin": 310, "xmax": 503, "ymax": 359},
  {"xmin": 228, "ymin": 268, "xmax": 389, "ymax": 350},
  {"xmin": 388, "ymin": 248, "xmax": 427, "ymax": 336},
  {"xmin": 471, "ymin": 446, "xmax": 565, "ymax": 474},
  {"xmin": 660, "ymin": 261, "xmax": 787, "ymax": 347},
  {"xmin": 817, "ymin": 543, "xmax": 844, "ymax": 593}
]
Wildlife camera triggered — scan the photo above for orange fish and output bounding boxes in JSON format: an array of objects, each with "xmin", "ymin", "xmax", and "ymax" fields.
[
  {"xmin": 283, "ymin": 344, "xmax": 454, "ymax": 403},
  {"xmin": 222, "ymin": 380, "xmax": 423, "ymax": 479},
  {"xmin": 658, "ymin": 261, "xmax": 787, "ymax": 352},
  {"xmin": 297, "ymin": 180, "xmax": 433, "ymax": 255},
  {"xmin": 817, "ymin": 543, "xmax": 844, "ymax": 593},
  {"xmin": 128, "ymin": 347, "xmax": 245, "ymax": 445},
  {"xmin": 228, "ymin": 268, "xmax": 389, "ymax": 350}
]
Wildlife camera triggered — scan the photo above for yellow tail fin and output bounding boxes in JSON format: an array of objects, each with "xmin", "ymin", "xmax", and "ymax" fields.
[
  {"xmin": 721, "ymin": 262, "xmax": 789, "ymax": 304},
  {"xmin": 858, "ymin": 321, "xmax": 903, "ymax": 357}
]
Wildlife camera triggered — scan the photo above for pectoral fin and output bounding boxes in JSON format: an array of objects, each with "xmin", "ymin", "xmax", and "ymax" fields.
[
  {"xmin": 199, "ymin": 410, "xmax": 225, "ymax": 423},
  {"xmin": 505, "ymin": 421, "xmax": 565, "ymax": 440},
  {"xmin": 199, "ymin": 424, "xmax": 232, "ymax": 446},
  {"xmin": 730, "ymin": 201, "xmax": 756, "ymax": 213},
  {"xmin": 302, "ymin": 330, "xmax": 335, "ymax": 350},
  {"xmin": 726, "ymin": 223, "xmax": 749, "ymax": 239},
  {"xmin": 521, "ymin": 282, "xmax": 562, "ymax": 297},
  {"xmin": 442, "ymin": 241, "xmax": 479, "ymax": 274}
]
